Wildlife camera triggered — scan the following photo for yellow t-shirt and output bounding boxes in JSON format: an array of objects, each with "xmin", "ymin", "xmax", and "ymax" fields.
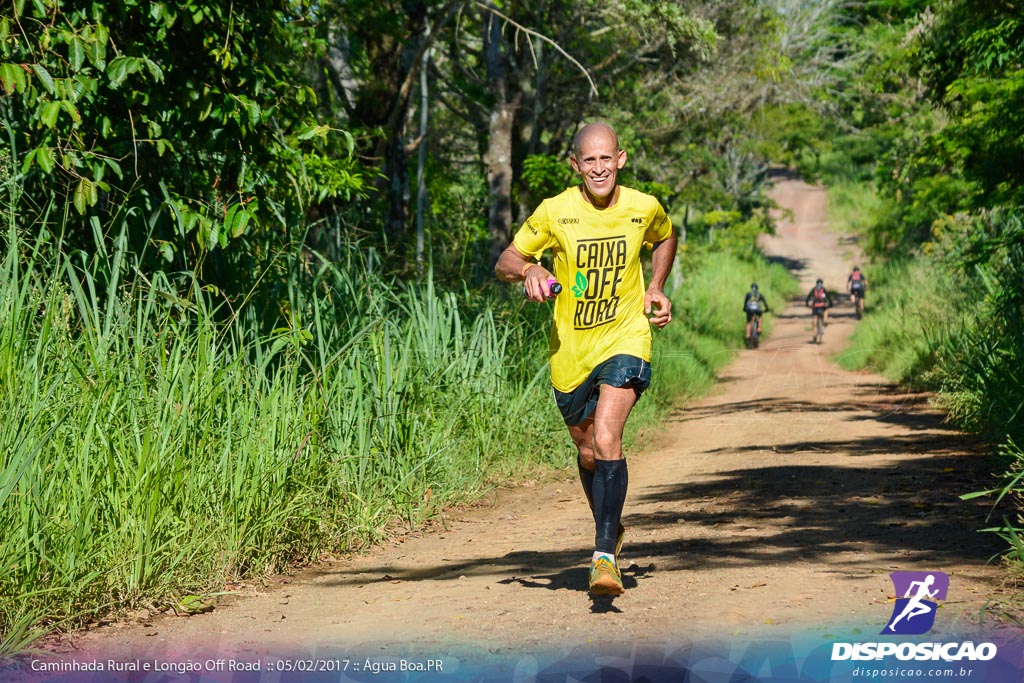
[{"xmin": 513, "ymin": 185, "xmax": 673, "ymax": 392}]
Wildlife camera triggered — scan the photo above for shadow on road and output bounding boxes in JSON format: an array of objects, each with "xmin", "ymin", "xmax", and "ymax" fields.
[
  {"xmin": 625, "ymin": 451, "xmax": 1004, "ymax": 570},
  {"xmin": 310, "ymin": 447, "xmax": 1005, "ymax": 592},
  {"xmin": 765, "ymin": 254, "xmax": 808, "ymax": 273},
  {"xmin": 665, "ymin": 394, "xmax": 962, "ymax": 433}
]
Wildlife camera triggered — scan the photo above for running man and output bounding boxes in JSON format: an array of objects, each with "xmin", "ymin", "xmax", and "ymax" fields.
[
  {"xmin": 887, "ymin": 574, "xmax": 940, "ymax": 632},
  {"xmin": 494, "ymin": 122, "xmax": 677, "ymax": 597}
]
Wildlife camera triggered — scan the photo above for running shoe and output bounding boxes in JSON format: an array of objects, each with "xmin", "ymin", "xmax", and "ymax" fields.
[{"xmin": 589, "ymin": 556, "xmax": 624, "ymax": 596}]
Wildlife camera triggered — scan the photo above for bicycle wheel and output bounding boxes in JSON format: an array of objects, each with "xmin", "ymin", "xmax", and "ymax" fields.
[
  {"xmin": 816, "ymin": 314, "xmax": 825, "ymax": 342},
  {"xmin": 750, "ymin": 317, "xmax": 760, "ymax": 348}
]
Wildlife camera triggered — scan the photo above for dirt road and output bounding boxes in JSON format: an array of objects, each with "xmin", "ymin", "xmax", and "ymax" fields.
[{"xmin": 67, "ymin": 178, "xmax": 1009, "ymax": 675}]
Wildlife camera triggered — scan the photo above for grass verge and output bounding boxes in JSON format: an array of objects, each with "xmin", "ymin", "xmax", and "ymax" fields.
[{"xmin": 0, "ymin": 229, "xmax": 795, "ymax": 653}]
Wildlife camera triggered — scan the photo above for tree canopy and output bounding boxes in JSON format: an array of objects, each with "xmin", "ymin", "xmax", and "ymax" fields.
[
  {"xmin": 2, "ymin": 0, "xmax": 869, "ymax": 295},
  {"xmin": 3, "ymin": 0, "xmax": 1020, "ymax": 285}
]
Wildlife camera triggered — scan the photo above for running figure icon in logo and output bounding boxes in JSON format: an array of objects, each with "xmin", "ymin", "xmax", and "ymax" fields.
[{"xmin": 884, "ymin": 571, "xmax": 949, "ymax": 635}]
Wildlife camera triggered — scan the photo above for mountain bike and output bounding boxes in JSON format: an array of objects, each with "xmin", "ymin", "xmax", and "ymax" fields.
[
  {"xmin": 745, "ymin": 313, "xmax": 761, "ymax": 349},
  {"xmin": 851, "ymin": 285, "xmax": 866, "ymax": 319},
  {"xmin": 811, "ymin": 306, "xmax": 826, "ymax": 344}
]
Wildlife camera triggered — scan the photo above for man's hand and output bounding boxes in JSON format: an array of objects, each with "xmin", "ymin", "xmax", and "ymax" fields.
[
  {"xmin": 645, "ymin": 234, "xmax": 676, "ymax": 328},
  {"xmin": 644, "ymin": 288, "xmax": 673, "ymax": 329},
  {"xmin": 522, "ymin": 264, "xmax": 557, "ymax": 302},
  {"xmin": 495, "ymin": 244, "xmax": 556, "ymax": 302}
]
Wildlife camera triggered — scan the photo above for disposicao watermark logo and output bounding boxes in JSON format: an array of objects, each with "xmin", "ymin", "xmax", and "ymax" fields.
[
  {"xmin": 883, "ymin": 571, "xmax": 948, "ymax": 635},
  {"xmin": 830, "ymin": 570, "xmax": 999, "ymax": 663}
]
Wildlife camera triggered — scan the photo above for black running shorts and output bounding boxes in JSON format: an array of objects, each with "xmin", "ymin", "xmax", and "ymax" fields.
[{"xmin": 553, "ymin": 354, "xmax": 652, "ymax": 427}]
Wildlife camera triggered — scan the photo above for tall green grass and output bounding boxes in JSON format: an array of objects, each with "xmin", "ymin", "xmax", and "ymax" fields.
[
  {"xmin": 0, "ymin": 226, "xmax": 565, "ymax": 654},
  {"xmin": 824, "ymin": 179, "xmax": 884, "ymax": 239},
  {"xmin": 0, "ymin": 222, "xmax": 795, "ymax": 653},
  {"xmin": 834, "ymin": 259, "xmax": 971, "ymax": 382},
  {"xmin": 836, "ymin": 228, "xmax": 1024, "ymax": 445}
]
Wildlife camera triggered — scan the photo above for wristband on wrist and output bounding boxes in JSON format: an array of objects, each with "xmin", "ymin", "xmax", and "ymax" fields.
[{"xmin": 521, "ymin": 262, "xmax": 537, "ymax": 279}]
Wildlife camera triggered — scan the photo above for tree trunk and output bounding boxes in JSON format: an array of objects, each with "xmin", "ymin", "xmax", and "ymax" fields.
[
  {"xmin": 415, "ymin": 43, "xmax": 431, "ymax": 267},
  {"xmin": 381, "ymin": 2, "xmax": 459, "ymax": 254},
  {"xmin": 384, "ymin": 130, "xmax": 410, "ymax": 246},
  {"xmin": 515, "ymin": 36, "xmax": 544, "ymax": 221},
  {"xmin": 485, "ymin": 102, "xmax": 518, "ymax": 268},
  {"xmin": 483, "ymin": 2, "xmax": 520, "ymax": 268}
]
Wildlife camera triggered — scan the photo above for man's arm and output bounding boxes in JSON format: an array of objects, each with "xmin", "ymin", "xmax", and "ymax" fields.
[
  {"xmin": 494, "ymin": 243, "xmax": 556, "ymax": 301},
  {"xmin": 644, "ymin": 233, "xmax": 678, "ymax": 329}
]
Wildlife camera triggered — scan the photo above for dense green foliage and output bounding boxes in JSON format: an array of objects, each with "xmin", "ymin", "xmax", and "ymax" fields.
[
  {"xmin": 806, "ymin": 0, "xmax": 1024, "ymax": 255},
  {"xmin": 1, "ymin": 0, "xmax": 365, "ymax": 295},
  {"xmin": 835, "ymin": 211, "xmax": 1024, "ymax": 557},
  {"xmin": 2, "ymin": 0, "xmax": 840, "ymax": 290},
  {"xmin": 0, "ymin": 213, "xmax": 792, "ymax": 651},
  {"xmin": 8, "ymin": 0, "xmax": 1024, "ymax": 649},
  {"xmin": 0, "ymin": 224, "xmax": 551, "ymax": 651},
  {"xmin": 815, "ymin": 1, "xmax": 1024, "ymax": 564}
]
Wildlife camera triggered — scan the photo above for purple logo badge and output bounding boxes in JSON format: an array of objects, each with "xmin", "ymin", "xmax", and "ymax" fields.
[{"xmin": 883, "ymin": 571, "xmax": 949, "ymax": 635}]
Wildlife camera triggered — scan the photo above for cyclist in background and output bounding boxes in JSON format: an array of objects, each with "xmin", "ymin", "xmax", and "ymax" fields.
[
  {"xmin": 805, "ymin": 278, "xmax": 833, "ymax": 344},
  {"xmin": 743, "ymin": 283, "xmax": 770, "ymax": 348},
  {"xmin": 848, "ymin": 266, "xmax": 868, "ymax": 318}
]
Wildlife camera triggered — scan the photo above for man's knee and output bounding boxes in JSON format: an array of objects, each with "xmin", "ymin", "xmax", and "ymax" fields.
[{"xmin": 593, "ymin": 431, "xmax": 624, "ymax": 460}]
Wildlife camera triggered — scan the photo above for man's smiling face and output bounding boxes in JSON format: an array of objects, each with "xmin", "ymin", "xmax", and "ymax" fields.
[{"xmin": 570, "ymin": 125, "xmax": 627, "ymax": 208}]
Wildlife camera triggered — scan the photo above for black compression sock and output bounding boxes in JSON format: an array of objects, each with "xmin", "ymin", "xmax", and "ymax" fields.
[
  {"xmin": 592, "ymin": 459, "xmax": 628, "ymax": 554},
  {"xmin": 578, "ymin": 454, "xmax": 595, "ymax": 517}
]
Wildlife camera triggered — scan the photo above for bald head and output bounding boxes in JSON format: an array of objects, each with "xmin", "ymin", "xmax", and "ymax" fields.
[
  {"xmin": 572, "ymin": 123, "xmax": 620, "ymax": 157},
  {"xmin": 569, "ymin": 122, "xmax": 627, "ymax": 208}
]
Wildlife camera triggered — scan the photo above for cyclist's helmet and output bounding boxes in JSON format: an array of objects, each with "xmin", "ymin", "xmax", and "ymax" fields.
[
  {"xmin": 852, "ymin": 266, "xmax": 860, "ymax": 272},
  {"xmin": 816, "ymin": 278, "xmax": 823, "ymax": 287},
  {"xmin": 750, "ymin": 283, "xmax": 758, "ymax": 292}
]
